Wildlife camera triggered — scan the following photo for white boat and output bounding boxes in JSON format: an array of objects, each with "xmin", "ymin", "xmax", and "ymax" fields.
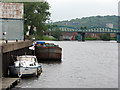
[{"xmin": 9, "ymin": 55, "xmax": 42, "ymax": 77}]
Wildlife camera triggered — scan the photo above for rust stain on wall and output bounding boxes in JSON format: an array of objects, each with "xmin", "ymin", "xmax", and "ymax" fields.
[{"xmin": 0, "ymin": 2, "xmax": 23, "ymax": 19}]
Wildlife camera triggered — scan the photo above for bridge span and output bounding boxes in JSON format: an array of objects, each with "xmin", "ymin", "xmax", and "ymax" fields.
[{"xmin": 58, "ymin": 26, "xmax": 120, "ymax": 42}]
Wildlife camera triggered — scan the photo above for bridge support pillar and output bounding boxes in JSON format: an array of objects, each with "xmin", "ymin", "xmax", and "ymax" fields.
[
  {"xmin": 82, "ymin": 33, "xmax": 85, "ymax": 41},
  {"xmin": 78, "ymin": 32, "xmax": 82, "ymax": 41},
  {"xmin": 117, "ymin": 33, "xmax": 120, "ymax": 43}
]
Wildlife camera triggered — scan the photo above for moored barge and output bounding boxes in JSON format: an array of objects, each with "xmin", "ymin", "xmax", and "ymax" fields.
[{"xmin": 35, "ymin": 41, "xmax": 62, "ymax": 61}]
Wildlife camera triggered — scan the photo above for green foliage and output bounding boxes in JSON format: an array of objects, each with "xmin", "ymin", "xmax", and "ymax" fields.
[
  {"xmin": 81, "ymin": 27, "xmax": 87, "ymax": 30},
  {"xmin": 47, "ymin": 24, "xmax": 62, "ymax": 40},
  {"xmin": 24, "ymin": 2, "xmax": 50, "ymax": 36},
  {"xmin": 29, "ymin": 25, "xmax": 34, "ymax": 35},
  {"xmin": 100, "ymin": 33, "xmax": 110, "ymax": 41},
  {"xmin": 34, "ymin": 35, "xmax": 56, "ymax": 40},
  {"xmin": 110, "ymin": 38, "xmax": 116, "ymax": 40},
  {"xmin": 51, "ymin": 28, "xmax": 62, "ymax": 40},
  {"xmin": 54, "ymin": 15, "xmax": 118, "ymax": 29},
  {"xmin": 43, "ymin": 36, "xmax": 57, "ymax": 40},
  {"xmin": 35, "ymin": 35, "xmax": 43, "ymax": 40},
  {"xmin": 75, "ymin": 35, "xmax": 78, "ymax": 40},
  {"xmin": 86, "ymin": 37, "xmax": 98, "ymax": 40},
  {"xmin": 24, "ymin": 24, "xmax": 28, "ymax": 35}
]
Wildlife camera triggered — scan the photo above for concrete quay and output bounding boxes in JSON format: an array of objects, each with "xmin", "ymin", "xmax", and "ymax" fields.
[
  {"xmin": 2, "ymin": 78, "xmax": 20, "ymax": 90},
  {"xmin": 1, "ymin": 40, "xmax": 33, "ymax": 53}
]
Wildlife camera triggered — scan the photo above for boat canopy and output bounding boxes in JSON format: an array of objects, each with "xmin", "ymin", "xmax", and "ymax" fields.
[
  {"xmin": 15, "ymin": 55, "xmax": 38, "ymax": 67},
  {"xmin": 36, "ymin": 41, "xmax": 45, "ymax": 45},
  {"xmin": 17, "ymin": 55, "xmax": 37, "ymax": 62}
]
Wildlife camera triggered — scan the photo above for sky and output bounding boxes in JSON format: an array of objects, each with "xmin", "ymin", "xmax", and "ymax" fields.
[{"xmin": 46, "ymin": 0, "xmax": 119, "ymax": 22}]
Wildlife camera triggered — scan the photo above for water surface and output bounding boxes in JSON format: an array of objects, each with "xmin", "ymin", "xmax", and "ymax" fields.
[{"xmin": 17, "ymin": 41, "xmax": 118, "ymax": 88}]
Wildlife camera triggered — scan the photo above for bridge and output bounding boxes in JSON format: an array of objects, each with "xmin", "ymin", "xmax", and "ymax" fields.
[{"xmin": 58, "ymin": 26, "xmax": 120, "ymax": 42}]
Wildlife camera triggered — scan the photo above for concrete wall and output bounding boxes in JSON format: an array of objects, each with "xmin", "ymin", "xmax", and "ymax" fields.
[
  {"xmin": 1, "ymin": 41, "xmax": 33, "ymax": 76},
  {"xmin": 1, "ymin": 19, "xmax": 24, "ymax": 40},
  {"xmin": 2, "ymin": 41, "xmax": 32, "ymax": 53},
  {"xmin": 0, "ymin": 46, "xmax": 2, "ymax": 89}
]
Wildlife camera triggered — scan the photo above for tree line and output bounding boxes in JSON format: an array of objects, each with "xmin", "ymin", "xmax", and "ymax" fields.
[{"xmin": 54, "ymin": 15, "xmax": 118, "ymax": 29}]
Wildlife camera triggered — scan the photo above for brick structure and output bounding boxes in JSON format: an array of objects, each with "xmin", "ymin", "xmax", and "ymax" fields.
[{"xmin": 106, "ymin": 23, "xmax": 116, "ymax": 38}]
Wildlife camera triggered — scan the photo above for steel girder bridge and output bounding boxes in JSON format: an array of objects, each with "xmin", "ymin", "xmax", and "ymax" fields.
[{"xmin": 58, "ymin": 26, "xmax": 120, "ymax": 42}]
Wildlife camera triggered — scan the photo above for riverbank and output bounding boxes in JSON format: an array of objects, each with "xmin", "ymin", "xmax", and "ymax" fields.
[{"xmin": 28, "ymin": 35, "xmax": 57, "ymax": 41}]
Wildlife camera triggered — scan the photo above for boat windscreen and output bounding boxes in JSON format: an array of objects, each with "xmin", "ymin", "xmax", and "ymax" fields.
[{"xmin": 17, "ymin": 57, "xmax": 35, "ymax": 62}]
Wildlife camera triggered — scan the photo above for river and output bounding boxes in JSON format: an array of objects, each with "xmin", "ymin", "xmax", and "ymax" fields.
[{"xmin": 17, "ymin": 41, "xmax": 118, "ymax": 88}]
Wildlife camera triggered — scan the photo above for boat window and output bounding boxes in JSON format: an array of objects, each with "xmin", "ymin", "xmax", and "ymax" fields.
[
  {"xmin": 34, "ymin": 58, "xmax": 37, "ymax": 62},
  {"xmin": 20, "ymin": 63, "xmax": 23, "ymax": 67},
  {"xmin": 18, "ymin": 57, "xmax": 34, "ymax": 62},
  {"xmin": 30, "ymin": 64, "xmax": 34, "ymax": 66}
]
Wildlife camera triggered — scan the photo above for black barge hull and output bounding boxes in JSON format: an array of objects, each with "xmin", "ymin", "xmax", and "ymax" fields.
[{"xmin": 35, "ymin": 46, "xmax": 62, "ymax": 61}]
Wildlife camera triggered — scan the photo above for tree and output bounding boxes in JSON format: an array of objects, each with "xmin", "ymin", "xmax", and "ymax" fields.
[
  {"xmin": 29, "ymin": 25, "xmax": 34, "ymax": 35},
  {"xmin": 81, "ymin": 27, "xmax": 87, "ymax": 30},
  {"xmin": 24, "ymin": 2, "xmax": 50, "ymax": 36},
  {"xmin": 50, "ymin": 25, "xmax": 62, "ymax": 40},
  {"xmin": 75, "ymin": 35, "xmax": 78, "ymax": 40},
  {"xmin": 54, "ymin": 15, "xmax": 118, "ymax": 29},
  {"xmin": 100, "ymin": 33, "xmax": 110, "ymax": 41}
]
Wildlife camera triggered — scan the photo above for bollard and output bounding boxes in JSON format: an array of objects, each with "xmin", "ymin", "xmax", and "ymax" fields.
[
  {"xmin": 16, "ymin": 39, "xmax": 18, "ymax": 42},
  {"xmin": 78, "ymin": 32, "xmax": 82, "ymax": 41},
  {"xmin": 6, "ymin": 40, "xmax": 8, "ymax": 43}
]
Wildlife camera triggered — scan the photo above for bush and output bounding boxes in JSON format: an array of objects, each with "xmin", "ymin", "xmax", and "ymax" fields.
[
  {"xmin": 35, "ymin": 35, "xmax": 43, "ymax": 40},
  {"xmin": 110, "ymin": 38, "xmax": 116, "ymax": 40},
  {"xmin": 43, "ymin": 36, "xmax": 57, "ymax": 40},
  {"xmin": 86, "ymin": 37, "xmax": 98, "ymax": 40},
  {"xmin": 34, "ymin": 35, "xmax": 57, "ymax": 40},
  {"xmin": 100, "ymin": 33, "xmax": 110, "ymax": 41}
]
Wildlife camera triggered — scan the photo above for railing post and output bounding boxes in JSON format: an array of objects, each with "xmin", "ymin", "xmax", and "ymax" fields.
[
  {"xmin": 117, "ymin": 33, "xmax": 120, "ymax": 43},
  {"xmin": 78, "ymin": 32, "xmax": 81, "ymax": 41},
  {"xmin": 82, "ymin": 33, "xmax": 85, "ymax": 41}
]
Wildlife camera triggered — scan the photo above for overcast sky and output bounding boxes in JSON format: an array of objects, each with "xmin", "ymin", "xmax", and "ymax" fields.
[{"xmin": 46, "ymin": 0, "xmax": 119, "ymax": 22}]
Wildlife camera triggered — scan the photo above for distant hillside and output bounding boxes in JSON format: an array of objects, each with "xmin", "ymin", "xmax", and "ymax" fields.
[{"xmin": 54, "ymin": 15, "xmax": 118, "ymax": 29}]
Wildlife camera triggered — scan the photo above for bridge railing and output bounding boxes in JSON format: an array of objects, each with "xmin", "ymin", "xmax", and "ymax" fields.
[{"xmin": 59, "ymin": 26, "xmax": 119, "ymax": 33}]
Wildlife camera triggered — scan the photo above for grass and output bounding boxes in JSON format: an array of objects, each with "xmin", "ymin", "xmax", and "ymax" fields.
[
  {"xmin": 42, "ymin": 36, "xmax": 57, "ymax": 40},
  {"xmin": 86, "ymin": 37, "xmax": 98, "ymax": 40},
  {"xmin": 27, "ymin": 35, "xmax": 57, "ymax": 41},
  {"xmin": 86, "ymin": 37, "xmax": 116, "ymax": 41},
  {"xmin": 110, "ymin": 38, "xmax": 116, "ymax": 40}
]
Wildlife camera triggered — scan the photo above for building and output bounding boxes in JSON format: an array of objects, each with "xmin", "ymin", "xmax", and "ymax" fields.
[
  {"xmin": 0, "ymin": 2, "xmax": 24, "ymax": 40},
  {"xmin": 106, "ymin": 23, "xmax": 116, "ymax": 38},
  {"xmin": 106, "ymin": 23, "xmax": 113, "ymax": 28}
]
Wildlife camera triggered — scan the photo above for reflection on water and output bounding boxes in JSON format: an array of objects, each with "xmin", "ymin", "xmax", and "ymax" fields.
[
  {"xmin": 38, "ymin": 60, "xmax": 62, "ymax": 64},
  {"xmin": 17, "ymin": 41, "xmax": 118, "ymax": 88}
]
